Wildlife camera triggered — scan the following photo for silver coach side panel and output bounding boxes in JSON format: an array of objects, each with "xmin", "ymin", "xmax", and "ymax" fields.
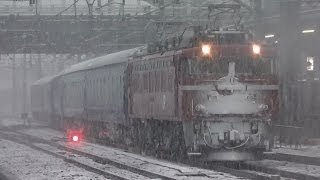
[
  {"xmin": 31, "ymin": 75, "xmax": 56, "ymax": 121},
  {"xmin": 58, "ymin": 47, "xmax": 142, "ymax": 124},
  {"xmin": 85, "ymin": 63, "xmax": 126, "ymax": 124},
  {"xmin": 62, "ymin": 71, "xmax": 86, "ymax": 119},
  {"xmin": 30, "ymin": 84, "xmax": 41, "ymax": 114}
]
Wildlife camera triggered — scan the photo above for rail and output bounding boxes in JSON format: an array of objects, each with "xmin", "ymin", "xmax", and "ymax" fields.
[{"xmin": 0, "ymin": 129, "xmax": 175, "ymax": 180}]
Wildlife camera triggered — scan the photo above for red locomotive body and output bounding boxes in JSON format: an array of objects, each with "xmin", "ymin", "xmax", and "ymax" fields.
[{"xmin": 128, "ymin": 28, "xmax": 279, "ymax": 160}]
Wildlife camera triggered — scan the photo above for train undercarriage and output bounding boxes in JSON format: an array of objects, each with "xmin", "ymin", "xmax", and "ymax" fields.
[
  {"xmin": 55, "ymin": 114, "xmax": 271, "ymax": 162},
  {"xmin": 183, "ymin": 118, "xmax": 271, "ymax": 161}
]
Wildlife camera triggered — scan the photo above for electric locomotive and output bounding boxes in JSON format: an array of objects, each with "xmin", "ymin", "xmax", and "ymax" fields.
[{"xmin": 128, "ymin": 26, "xmax": 278, "ymax": 161}]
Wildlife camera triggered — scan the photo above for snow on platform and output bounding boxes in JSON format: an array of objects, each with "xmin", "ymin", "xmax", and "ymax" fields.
[
  {"xmin": 0, "ymin": 139, "xmax": 108, "ymax": 180},
  {"xmin": 246, "ymin": 159, "xmax": 320, "ymax": 178},
  {"xmin": 273, "ymin": 145, "xmax": 320, "ymax": 158},
  {"xmin": 0, "ymin": 118, "xmax": 48, "ymax": 128},
  {"xmin": 0, "ymin": 118, "xmax": 26, "ymax": 127}
]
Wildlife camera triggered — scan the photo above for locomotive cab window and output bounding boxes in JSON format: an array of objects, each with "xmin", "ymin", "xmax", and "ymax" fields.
[{"xmin": 181, "ymin": 56, "xmax": 274, "ymax": 77}]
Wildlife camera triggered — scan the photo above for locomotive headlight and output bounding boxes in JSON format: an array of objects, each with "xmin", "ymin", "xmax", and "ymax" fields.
[
  {"xmin": 201, "ymin": 44, "xmax": 211, "ymax": 56},
  {"xmin": 252, "ymin": 44, "xmax": 261, "ymax": 55}
]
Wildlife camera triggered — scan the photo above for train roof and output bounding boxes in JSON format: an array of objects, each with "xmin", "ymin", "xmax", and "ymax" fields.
[
  {"xmin": 61, "ymin": 47, "xmax": 143, "ymax": 75},
  {"xmin": 32, "ymin": 75, "xmax": 57, "ymax": 86}
]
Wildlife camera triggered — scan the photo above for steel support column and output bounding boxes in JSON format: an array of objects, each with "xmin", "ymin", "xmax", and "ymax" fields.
[
  {"xmin": 253, "ymin": 0, "xmax": 263, "ymax": 39},
  {"xmin": 280, "ymin": 0, "xmax": 301, "ymax": 125},
  {"xmin": 37, "ymin": 53, "xmax": 42, "ymax": 79},
  {"xmin": 22, "ymin": 53, "xmax": 27, "ymax": 116},
  {"xmin": 11, "ymin": 54, "xmax": 16, "ymax": 116}
]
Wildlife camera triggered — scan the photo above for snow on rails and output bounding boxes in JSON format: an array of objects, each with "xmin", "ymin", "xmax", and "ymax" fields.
[{"xmin": 0, "ymin": 124, "xmax": 245, "ymax": 180}]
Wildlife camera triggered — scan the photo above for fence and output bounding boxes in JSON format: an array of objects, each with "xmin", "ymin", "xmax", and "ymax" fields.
[{"xmin": 273, "ymin": 124, "xmax": 304, "ymax": 149}]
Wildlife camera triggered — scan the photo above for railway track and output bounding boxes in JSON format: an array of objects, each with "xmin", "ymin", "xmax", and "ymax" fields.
[
  {"xmin": 213, "ymin": 152, "xmax": 320, "ymax": 180},
  {"xmin": 263, "ymin": 151, "xmax": 320, "ymax": 166},
  {"xmin": 241, "ymin": 160, "xmax": 319, "ymax": 180},
  {"xmin": 0, "ymin": 130, "xmax": 174, "ymax": 180},
  {"xmin": 206, "ymin": 164, "xmax": 284, "ymax": 180},
  {"xmin": 2, "ymin": 126, "xmax": 320, "ymax": 180},
  {"xmin": 0, "ymin": 127, "xmax": 244, "ymax": 180}
]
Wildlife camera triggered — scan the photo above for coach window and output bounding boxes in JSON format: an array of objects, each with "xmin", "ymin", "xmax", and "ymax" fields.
[
  {"xmin": 98, "ymin": 79, "xmax": 101, "ymax": 104},
  {"xmin": 168, "ymin": 70, "xmax": 174, "ymax": 91},
  {"xmin": 97, "ymin": 77, "xmax": 102, "ymax": 104},
  {"xmin": 112, "ymin": 76, "xmax": 115, "ymax": 103},
  {"xmin": 155, "ymin": 71, "xmax": 160, "ymax": 92},
  {"xmin": 94, "ymin": 79, "xmax": 97, "ymax": 102},
  {"xmin": 143, "ymin": 72, "xmax": 148, "ymax": 93},
  {"xmin": 161, "ymin": 70, "xmax": 167, "ymax": 92},
  {"xmin": 149, "ymin": 72, "xmax": 152, "ymax": 93},
  {"xmin": 151, "ymin": 62, "xmax": 155, "ymax": 69},
  {"xmin": 153, "ymin": 71, "xmax": 156, "ymax": 92},
  {"xmin": 90, "ymin": 80, "xmax": 93, "ymax": 99},
  {"xmin": 119, "ymin": 76, "xmax": 123, "ymax": 99},
  {"xmin": 97, "ymin": 79, "xmax": 100, "ymax": 102},
  {"xmin": 138, "ymin": 74, "xmax": 142, "ymax": 93},
  {"xmin": 139, "ymin": 74, "xmax": 143, "ymax": 93},
  {"xmin": 135, "ymin": 73, "xmax": 139, "ymax": 93},
  {"xmin": 101, "ymin": 78, "xmax": 103, "ymax": 102},
  {"xmin": 94, "ymin": 79, "xmax": 96, "ymax": 101}
]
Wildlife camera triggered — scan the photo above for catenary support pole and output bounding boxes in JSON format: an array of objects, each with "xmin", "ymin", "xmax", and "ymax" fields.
[{"xmin": 279, "ymin": 0, "xmax": 301, "ymax": 126}]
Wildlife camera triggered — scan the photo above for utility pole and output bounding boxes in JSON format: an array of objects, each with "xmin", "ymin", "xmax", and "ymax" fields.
[
  {"xmin": 74, "ymin": 0, "xmax": 77, "ymax": 18},
  {"xmin": 121, "ymin": 0, "xmax": 125, "ymax": 20},
  {"xmin": 107, "ymin": 0, "xmax": 112, "ymax": 14},
  {"xmin": 186, "ymin": 0, "xmax": 192, "ymax": 18},
  {"xmin": 11, "ymin": 54, "xmax": 16, "ymax": 116},
  {"xmin": 279, "ymin": 0, "xmax": 301, "ymax": 126},
  {"xmin": 253, "ymin": 0, "xmax": 262, "ymax": 39},
  {"xmin": 159, "ymin": 0, "xmax": 164, "ymax": 20},
  {"xmin": 35, "ymin": 0, "xmax": 39, "ymax": 15},
  {"xmin": 86, "ymin": 0, "xmax": 96, "ymax": 17},
  {"xmin": 22, "ymin": 52, "xmax": 27, "ymax": 117},
  {"xmin": 37, "ymin": 53, "xmax": 42, "ymax": 79}
]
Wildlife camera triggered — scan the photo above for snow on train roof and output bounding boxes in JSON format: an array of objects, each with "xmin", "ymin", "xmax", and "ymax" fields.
[
  {"xmin": 62, "ymin": 47, "xmax": 142, "ymax": 75},
  {"xmin": 32, "ymin": 75, "xmax": 57, "ymax": 86}
]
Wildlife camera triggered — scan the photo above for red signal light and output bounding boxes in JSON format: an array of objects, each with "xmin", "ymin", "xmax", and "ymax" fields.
[
  {"xmin": 72, "ymin": 135, "xmax": 79, "ymax": 142},
  {"xmin": 67, "ymin": 129, "xmax": 82, "ymax": 143}
]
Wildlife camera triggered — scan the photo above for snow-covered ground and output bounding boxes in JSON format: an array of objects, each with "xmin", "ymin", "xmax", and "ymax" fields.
[
  {"xmin": 0, "ymin": 118, "xmax": 26, "ymax": 127},
  {"xmin": 273, "ymin": 145, "xmax": 320, "ymax": 158},
  {"xmin": 0, "ymin": 117, "xmax": 46, "ymax": 128},
  {"xmin": 0, "ymin": 139, "xmax": 108, "ymax": 180},
  {"xmin": 246, "ymin": 159, "xmax": 320, "ymax": 178},
  {"xmin": 6, "ymin": 117, "xmax": 320, "ymax": 179},
  {"xmin": 20, "ymin": 127, "xmax": 243, "ymax": 180},
  {"xmin": 0, "ymin": 118, "xmax": 245, "ymax": 179}
]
